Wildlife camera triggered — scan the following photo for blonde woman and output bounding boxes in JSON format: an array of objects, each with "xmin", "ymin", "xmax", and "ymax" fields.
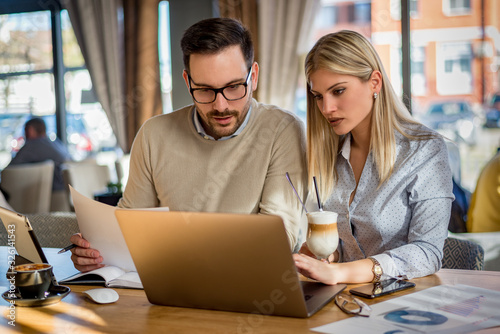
[{"xmin": 294, "ymin": 31, "xmax": 454, "ymax": 285}]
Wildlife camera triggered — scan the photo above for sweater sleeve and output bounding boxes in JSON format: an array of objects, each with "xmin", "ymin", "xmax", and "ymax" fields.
[
  {"xmin": 258, "ymin": 116, "xmax": 308, "ymax": 250},
  {"xmin": 118, "ymin": 122, "xmax": 159, "ymax": 208}
]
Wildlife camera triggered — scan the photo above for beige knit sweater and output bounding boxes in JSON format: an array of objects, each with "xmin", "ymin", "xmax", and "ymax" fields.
[{"xmin": 118, "ymin": 99, "xmax": 307, "ymax": 248}]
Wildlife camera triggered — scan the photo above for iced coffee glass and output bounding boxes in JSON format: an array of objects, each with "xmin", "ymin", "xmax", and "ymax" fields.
[{"xmin": 306, "ymin": 211, "xmax": 339, "ymax": 261}]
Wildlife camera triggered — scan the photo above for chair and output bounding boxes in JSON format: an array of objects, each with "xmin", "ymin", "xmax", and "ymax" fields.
[
  {"xmin": 115, "ymin": 153, "xmax": 130, "ymax": 188},
  {"xmin": 448, "ymin": 178, "xmax": 471, "ymax": 233},
  {"xmin": 0, "ymin": 188, "xmax": 14, "ymax": 211},
  {"xmin": 62, "ymin": 161, "xmax": 112, "ymax": 210},
  {"xmin": 442, "ymin": 237, "xmax": 485, "ymax": 270},
  {"xmin": 0, "ymin": 160, "xmax": 54, "ymax": 214},
  {"xmin": 50, "ymin": 190, "xmax": 71, "ymax": 212}
]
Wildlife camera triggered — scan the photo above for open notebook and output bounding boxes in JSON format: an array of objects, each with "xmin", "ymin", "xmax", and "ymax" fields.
[{"xmin": 115, "ymin": 209, "xmax": 346, "ymax": 318}]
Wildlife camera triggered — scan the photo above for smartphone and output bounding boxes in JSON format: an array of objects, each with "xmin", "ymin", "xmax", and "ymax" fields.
[{"xmin": 349, "ymin": 279, "xmax": 416, "ymax": 299}]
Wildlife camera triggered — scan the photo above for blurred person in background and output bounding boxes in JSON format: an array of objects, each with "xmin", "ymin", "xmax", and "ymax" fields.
[
  {"xmin": 467, "ymin": 145, "xmax": 500, "ymax": 232},
  {"xmin": 7, "ymin": 117, "xmax": 71, "ymax": 192}
]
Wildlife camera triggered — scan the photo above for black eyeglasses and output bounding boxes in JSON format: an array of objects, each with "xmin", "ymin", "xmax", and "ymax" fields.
[
  {"xmin": 188, "ymin": 68, "xmax": 252, "ymax": 104},
  {"xmin": 335, "ymin": 293, "xmax": 372, "ymax": 317}
]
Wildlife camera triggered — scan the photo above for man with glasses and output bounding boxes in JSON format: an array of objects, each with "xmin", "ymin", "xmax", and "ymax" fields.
[{"xmin": 69, "ymin": 18, "xmax": 307, "ymax": 272}]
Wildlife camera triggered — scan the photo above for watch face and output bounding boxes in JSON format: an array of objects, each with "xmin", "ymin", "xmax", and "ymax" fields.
[{"xmin": 374, "ymin": 266, "xmax": 383, "ymax": 275}]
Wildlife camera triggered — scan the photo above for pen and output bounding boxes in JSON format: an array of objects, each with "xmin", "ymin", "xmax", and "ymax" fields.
[{"xmin": 58, "ymin": 244, "xmax": 77, "ymax": 254}]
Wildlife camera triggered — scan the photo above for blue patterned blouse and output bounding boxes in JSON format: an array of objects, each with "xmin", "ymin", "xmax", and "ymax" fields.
[{"xmin": 324, "ymin": 124, "xmax": 454, "ymax": 279}]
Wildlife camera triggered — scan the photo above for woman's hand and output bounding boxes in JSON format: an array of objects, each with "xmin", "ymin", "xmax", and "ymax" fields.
[
  {"xmin": 293, "ymin": 253, "xmax": 340, "ymax": 285},
  {"xmin": 298, "ymin": 242, "xmax": 337, "ymax": 263},
  {"xmin": 294, "ymin": 252, "xmax": 378, "ymax": 285}
]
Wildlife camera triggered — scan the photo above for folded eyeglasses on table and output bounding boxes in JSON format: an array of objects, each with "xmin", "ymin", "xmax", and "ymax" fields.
[{"xmin": 334, "ymin": 293, "xmax": 372, "ymax": 317}]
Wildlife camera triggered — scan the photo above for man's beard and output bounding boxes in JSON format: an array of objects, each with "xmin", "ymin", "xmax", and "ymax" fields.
[{"xmin": 203, "ymin": 97, "xmax": 252, "ymax": 138}]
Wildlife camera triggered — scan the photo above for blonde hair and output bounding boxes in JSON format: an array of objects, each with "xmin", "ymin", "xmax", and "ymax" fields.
[{"xmin": 305, "ymin": 30, "xmax": 433, "ymax": 200}]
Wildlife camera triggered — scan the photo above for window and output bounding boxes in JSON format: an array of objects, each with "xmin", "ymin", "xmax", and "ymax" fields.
[
  {"xmin": 443, "ymin": 0, "xmax": 471, "ymax": 16},
  {"xmin": 346, "ymin": 3, "xmax": 355, "ymax": 23},
  {"xmin": 354, "ymin": 2, "xmax": 371, "ymax": 23},
  {"xmin": 408, "ymin": 3, "xmax": 493, "ymax": 192},
  {"xmin": 410, "ymin": 0, "xmax": 419, "ymax": 16},
  {"xmin": 0, "ymin": 3, "xmax": 118, "ymax": 168},
  {"xmin": 436, "ymin": 42, "xmax": 473, "ymax": 95},
  {"xmin": 411, "ymin": 46, "xmax": 426, "ymax": 96},
  {"xmin": 316, "ymin": 5, "xmax": 338, "ymax": 28},
  {"xmin": 0, "ymin": 11, "xmax": 53, "ymax": 115},
  {"xmin": 296, "ymin": 0, "xmax": 498, "ymax": 193},
  {"xmin": 158, "ymin": 1, "xmax": 172, "ymax": 114}
]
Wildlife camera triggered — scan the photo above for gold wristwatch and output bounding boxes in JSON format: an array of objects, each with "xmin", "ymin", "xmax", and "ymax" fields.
[
  {"xmin": 369, "ymin": 257, "xmax": 382, "ymax": 283},
  {"xmin": 373, "ymin": 282, "xmax": 383, "ymax": 295}
]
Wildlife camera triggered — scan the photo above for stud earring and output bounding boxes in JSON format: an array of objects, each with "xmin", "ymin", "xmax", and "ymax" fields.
[{"xmin": 373, "ymin": 92, "xmax": 378, "ymax": 99}]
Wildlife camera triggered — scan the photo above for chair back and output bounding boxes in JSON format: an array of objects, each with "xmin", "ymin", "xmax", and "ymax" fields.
[
  {"xmin": 115, "ymin": 154, "xmax": 130, "ymax": 188},
  {"xmin": 62, "ymin": 161, "xmax": 112, "ymax": 209},
  {"xmin": 26, "ymin": 212, "xmax": 79, "ymax": 248},
  {"xmin": 0, "ymin": 160, "xmax": 54, "ymax": 214},
  {"xmin": 442, "ymin": 237, "xmax": 484, "ymax": 270}
]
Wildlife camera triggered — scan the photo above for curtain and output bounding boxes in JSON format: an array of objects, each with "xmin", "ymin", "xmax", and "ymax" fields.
[
  {"xmin": 64, "ymin": 0, "xmax": 128, "ymax": 152},
  {"xmin": 64, "ymin": 0, "xmax": 163, "ymax": 153},
  {"xmin": 123, "ymin": 0, "xmax": 163, "ymax": 151},
  {"xmin": 257, "ymin": 0, "xmax": 320, "ymax": 112},
  {"xmin": 218, "ymin": 0, "xmax": 259, "ymax": 66}
]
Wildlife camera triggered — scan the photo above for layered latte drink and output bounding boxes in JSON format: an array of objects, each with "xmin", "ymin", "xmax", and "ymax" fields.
[{"xmin": 306, "ymin": 211, "xmax": 339, "ymax": 260}]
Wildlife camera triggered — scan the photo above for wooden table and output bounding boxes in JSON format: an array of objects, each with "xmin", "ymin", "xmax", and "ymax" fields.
[{"xmin": 1, "ymin": 248, "xmax": 499, "ymax": 333}]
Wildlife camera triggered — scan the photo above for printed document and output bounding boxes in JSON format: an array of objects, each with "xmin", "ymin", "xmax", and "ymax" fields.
[
  {"xmin": 313, "ymin": 284, "xmax": 500, "ymax": 334},
  {"xmin": 60, "ymin": 186, "xmax": 168, "ymax": 288}
]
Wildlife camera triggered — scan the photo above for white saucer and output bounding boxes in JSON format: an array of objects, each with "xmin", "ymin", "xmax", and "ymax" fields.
[{"xmin": 2, "ymin": 285, "xmax": 71, "ymax": 307}]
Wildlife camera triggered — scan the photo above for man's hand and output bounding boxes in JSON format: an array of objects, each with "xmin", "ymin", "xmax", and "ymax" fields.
[{"xmin": 69, "ymin": 233, "xmax": 104, "ymax": 272}]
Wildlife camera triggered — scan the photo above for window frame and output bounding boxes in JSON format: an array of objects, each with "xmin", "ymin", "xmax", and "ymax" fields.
[{"xmin": 391, "ymin": 0, "xmax": 420, "ymax": 20}]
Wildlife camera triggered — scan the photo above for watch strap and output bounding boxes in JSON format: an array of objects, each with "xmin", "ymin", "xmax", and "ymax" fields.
[{"xmin": 369, "ymin": 257, "xmax": 382, "ymax": 283}]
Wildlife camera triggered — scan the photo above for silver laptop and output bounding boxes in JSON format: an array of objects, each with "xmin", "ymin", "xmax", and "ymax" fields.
[{"xmin": 115, "ymin": 209, "xmax": 346, "ymax": 318}]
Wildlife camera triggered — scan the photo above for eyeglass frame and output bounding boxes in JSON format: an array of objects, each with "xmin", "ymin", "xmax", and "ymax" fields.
[
  {"xmin": 187, "ymin": 67, "xmax": 253, "ymax": 104},
  {"xmin": 334, "ymin": 293, "xmax": 372, "ymax": 317}
]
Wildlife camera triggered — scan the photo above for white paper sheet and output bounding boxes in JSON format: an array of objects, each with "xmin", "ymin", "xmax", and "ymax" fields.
[
  {"xmin": 70, "ymin": 186, "xmax": 169, "ymax": 272},
  {"xmin": 312, "ymin": 284, "xmax": 500, "ymax": 334}
]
